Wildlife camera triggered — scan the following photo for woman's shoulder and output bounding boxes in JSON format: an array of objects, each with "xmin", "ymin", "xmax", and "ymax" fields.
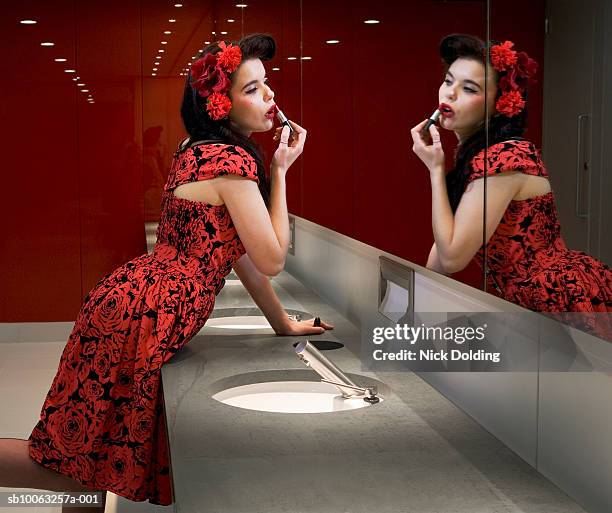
[
  {"xmin": 185, "ymin": 142, "xmax": 258, "ymax": 181},
  {"xmin": 471, "ymin": 138, "xmax": 542, "ymax": 171}
]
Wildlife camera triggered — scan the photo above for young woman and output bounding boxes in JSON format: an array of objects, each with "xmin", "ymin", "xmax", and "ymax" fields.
[
  {"xmin": 411, "ymin": 34, "xmax": 612, "ymax": 338},
  {"xmin": 0, "ymin": 33, "xmax": 331, "ymax": 511}
]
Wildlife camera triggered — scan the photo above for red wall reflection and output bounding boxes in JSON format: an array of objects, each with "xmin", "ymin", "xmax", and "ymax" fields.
[{"xmin": 1, "ymin": 0, "xmax": 544, "ymax": 321}]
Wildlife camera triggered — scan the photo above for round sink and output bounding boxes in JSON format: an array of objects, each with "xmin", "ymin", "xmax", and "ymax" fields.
[{"xmin": 212, "ymin": 380, "xmax": 383, "ymax": 413}]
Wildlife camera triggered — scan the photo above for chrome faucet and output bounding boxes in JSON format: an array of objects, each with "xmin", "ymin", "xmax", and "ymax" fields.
[{"xmin": 294, "ymin": 341, "xmax": 379, "ymax": 402}]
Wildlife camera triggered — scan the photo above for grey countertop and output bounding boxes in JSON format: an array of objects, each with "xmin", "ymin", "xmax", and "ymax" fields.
[{"xmin": 161, "ymin": 272, "xmax": 585, "ymax": 513}]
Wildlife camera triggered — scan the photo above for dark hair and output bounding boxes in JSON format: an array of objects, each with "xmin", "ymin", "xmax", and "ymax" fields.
[
  {"xmin": 180, "ymin": 33, "xmax": 276, "ymax": 205},
  {"xmin": 440, "ymin": 34, "xmax": 528, "ymax": 211}
]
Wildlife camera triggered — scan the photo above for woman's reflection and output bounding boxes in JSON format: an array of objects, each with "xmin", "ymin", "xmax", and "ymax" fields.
[
  {"xmin": 411, "ymin": 34, "xmax": 612, "ymax": 338},
  {"xmin": 143, "ymin": 125, "xmax": 166, "ymax": 221}
]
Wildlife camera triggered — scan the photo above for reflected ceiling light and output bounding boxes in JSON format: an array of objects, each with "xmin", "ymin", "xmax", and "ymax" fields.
[
  {"xmin": 54, "ymin": 58, "xmax": 67, "ymax": 62},
  {"xmin": 64, "ymin": 69, "xmax": 76, "ymax": 73},
  {"xmin": 364, "ymin": 19, "xmax": 380, "ymax": 24},
  {"xmin": 41, "ymin": 42, "xmax": 55, "ymax": 47},
  {"xmin": 72, "ymin": 78, "xmax": 78, "ymax": 81},
  {"xmin": 221, "ymin": 31, "xmax": 227, "ymax": 35},
  {"xmin": 20, "ymin": 20, "xmax": 37, "ymax": 24},
  {"xmin": 326, "ymin": 39, "xmax": 340, "ymax": 44},
  {"xmin": 272, "ymin": 67, "xmax": 280, "ymax": 71},
  {"xmin": 212, "ymin": 31, "xmax": 216, "ymax": 35},
  {"xmin": 287, "ymin": 57, "xmax": 297, "ymax": 60},
  {"xmin": 80, "ymin": 89, "xmax": 89, "ymax": 92},
  {"xmin": 227, "ymin": 19, "xmax": 235, "ymax": 22},
  {"xmin": 161, "ymin": 41, "xmax": 168, "ymax": 44},
  {"xmin": 301, "ymin": 56, "xmax": 312, "ymax": 60},
  {"xmin": 158, "ymin": 49, "xmax": 165, "ymax": 53},
  {"xmin": 77, "ymin": 83, "xmax": 85, "ymax": 86},
  {"xmin": 205, "ymin": 41, "xmax": 210, "ymax": 44},
  {"xmin": 152, "ymin": 68, "xmax": 158, "ymax": 71},
  {"xmin": 169, "ymin": 19, "xmax": 176, "ymax": 22},
  {"xmin": 236, "ymin": 3, "xmax": 248, "ymax": 7},
  {"xmin": 174, "ymin": 3, "xmax": 183, "ymax": 6},
  {"xmin": 164, "ymin": 30, "xmax": 172, "ymax": 34}
]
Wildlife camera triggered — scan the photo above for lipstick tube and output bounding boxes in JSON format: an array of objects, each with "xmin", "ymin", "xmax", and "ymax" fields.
[{"xmin": 276, "ymin": 107, "xmax": 295, "ymax": 136}]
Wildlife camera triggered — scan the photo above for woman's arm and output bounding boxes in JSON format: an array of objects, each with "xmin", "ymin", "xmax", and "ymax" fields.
[
  {"xmin": 215, "ymin": 122, "xmax": 305, "ymax": 276},
  {"xmin": 412, "ymin": 121, "xmax": 523, "ymax": 274},
  {"xmin": 426, "ymin": 243, "xmax": 449, "ymax": 274},
  {"xmin": 232, "ymin": 253, "xmax": 333, "ymax": 335}
]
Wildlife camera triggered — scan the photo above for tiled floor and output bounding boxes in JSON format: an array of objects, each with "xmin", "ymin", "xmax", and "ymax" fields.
[{"xmin": 0, "ymin": 341, "xmax": 173, "ymax": 513}]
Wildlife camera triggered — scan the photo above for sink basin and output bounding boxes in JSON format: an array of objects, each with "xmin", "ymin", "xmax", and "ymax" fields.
[
  {"xmin": 212, "ymin": 381, "xmax": 383, "ymax": 413},
  {"xmin": 206, "ymin": 315, "xmax": 272, "ymax": 330}
]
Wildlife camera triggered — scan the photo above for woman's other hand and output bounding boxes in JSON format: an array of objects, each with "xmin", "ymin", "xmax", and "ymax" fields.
[
  {"xmin": 271, "ymin": 120, "xmax": 307, "ymax": 172},
  {"xmin": 411, "ymin": 120, "xmax": 445, "ymax": 173},
  {"xmin": 274, "ymin": 316, "xmax": 334, "ymax": 336}
]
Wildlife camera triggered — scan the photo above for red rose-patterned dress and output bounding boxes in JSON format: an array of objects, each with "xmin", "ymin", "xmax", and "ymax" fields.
[
  {"xmin": 28, "ymin": 143, "xmax": 259, "ymax": 504},
  {"xmin": 468, "ymin": 139, "xmax": 612, "ymax": 339}
]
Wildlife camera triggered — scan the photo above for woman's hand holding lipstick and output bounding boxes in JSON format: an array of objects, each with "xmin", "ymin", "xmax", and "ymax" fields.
[
  {"xmin": 271, "ymin": 120, "xmax": 307, "ymax": 173},
  {"xmin": 411, "ymin": 119, "xmax": 445, "ymax": 175}
]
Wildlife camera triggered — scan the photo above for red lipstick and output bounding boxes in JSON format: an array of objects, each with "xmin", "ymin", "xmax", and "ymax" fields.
[{"xmin": 439, "ymin": 103, "xmax": 455, "ymax": 118}]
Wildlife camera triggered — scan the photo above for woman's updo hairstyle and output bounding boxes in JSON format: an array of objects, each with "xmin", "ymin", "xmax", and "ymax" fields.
[
  {"xmin": 440, "ymin": 34, "xmax": 528, "ymax": 212},
  {"xmin": 180, "ymin": 33, "xmax": 276, "ymax": 205}
]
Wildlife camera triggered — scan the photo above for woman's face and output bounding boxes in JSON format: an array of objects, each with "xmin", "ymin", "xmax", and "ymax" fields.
[
  {"xmin": 438, "ymin": 58, "xmax": 497, "ymax": 141},
  {"xmin": 228, "ymin": 58, "xmax": 276, "ymax": 136}
]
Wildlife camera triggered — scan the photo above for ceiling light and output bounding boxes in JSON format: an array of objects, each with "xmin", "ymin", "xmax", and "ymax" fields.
[
  {"xmin": 174, "ymin": 3, "xmax": 183, "ymax": 6},
  {"xmin": 152, "ymin": 73, "xmax": 156, "ymax": 76},
  {"xmin": 81, "ymin": 89, "xmax": 89, "ymax": 92},
  {"xmin": 54, "ymin": 58, "xmax": 67, "ymax": 62},
  {"xmin": 161, "ymin": 41, "xmax": 167, "ymax": 44},
  {"xmin": 236, "ymin": 3, "xmax": 248, "ymax": 7},
  {"xmin": 164, "ymin": 31, "xmax": 172, "ymax": 34},
  {"xmin": 205, "ymin": 41, "xmax": 210, "ymax": 44},
  {"xmin": 72, "ymin": 78, "xmax": 78, "ymax": 81},
  {"xmin": 221, "ymin": 31, "xmax": 227, "ymax": 35},
  {"xmin": 227, "ymin": 19, "xmax": 235, "ymax": 22},
  {"xmin": 169, "ymin": 19, "xmax": 176, "ymax": 22},
  {"xmin": 64, "ymin": 69, "xmax": 76, "ymax": 73},
  {"xmin": 158, "ymin": 49, "xmax": 165, "ymax": 53},
  {"xmin": 272, "ymin": 67, "xmax": 280, "ymax": 71},
  {"xmin": 77, "ymin": 83, "xmax": 85, "ymax": 86},
  {"xmin": 287, "ymin": 57, "xmax": 297, "ymax": 60},
  {"xmin": 301, "ymin": 56, "xmax": 312, "ymax": 60},
  {"xmin": 20, "ymin": 20, "xmax": 37, "ymax": 25},
  {"xmin": 326, "ymin": 40, "xmax": 340, "ymax": 44},
  {"xmin": 41, "ymin": 42, "xmax": 55, "ymax": 47},
  {"xmin": 212, "ymin": 31, "xmax": 216, "ymax": 35},
  {"xmin": 153, "ymin": 68, "xmax": 158, "ymax": 71},
  {"xmin": 364, "ymin": 19, "xmax": 380, "ymax": 24}
]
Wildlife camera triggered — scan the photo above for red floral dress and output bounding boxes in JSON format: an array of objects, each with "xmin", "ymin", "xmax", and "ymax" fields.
[
  {"xmin": 28, "ymin": 143, "xmax": 258, "ymax": 504},
  {"xmin": 468, "ymin": 139, "xmax": 612, "ymax": 339}
]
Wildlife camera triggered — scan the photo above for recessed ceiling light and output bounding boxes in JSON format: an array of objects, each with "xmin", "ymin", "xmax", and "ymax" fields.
[
  {"xmin": 301, "ymin": 56, "xmax": 312, "ymax": 60},
  {"xmin": 81, "ymin": 89, "xmax": 89, "ymax": 92},
  {"xmin": 161, "ymin": 41, "xmax": 167, "ymax": 44},
  {"xmin": 20, "ymin": 20, "xmax": 37, "ymax": 25},
  {"xmin": 158, "ymin": 49, "xmax": 165, "ymax": 53},
  {"xmin": 326, "ymin": 40, "xmax": 340, "ymax": 44},
  {"xmin": 153, "ymin": 68, "xmax": 158, "ymax": 71},
  {"xmin": 54, "ymin": 58, "xmax": 67, "ymax": 62},
  {"xmin": 221, "ymin": 31, "xmax": 227, "ymax": 35},
  {"xmin": 272, "ymin": 67, "xmax": 280, "ymax": 71},
  {"xmin": 164, "ymin": 31, "xmax": 172, "ymax": 34},
  {"xmin": 205, "ymin": 41, "xmax": 210, "ymax": 44},
  {"xmin": 227, "ymin": 19, "xmax": 235, "ymax": 22},
  {"xmin": 236, "ymin": 3, "xmax": 248, "ymax": 7},
  {"xmin": 174, "ymin": 3, "xmax": 183, "ymax": 6},
  {"xmin": 169, "ymin": 19, "xmax": 176, "ymax": 22},
  {"xmin": 72, "ymin": 78, "xmax": 78, "ymax": 81},
  {"xmin": 152, "ymin": 73, "xmax": 157, "ymax": 76},
  {"xmin": 287, "ymin": 57, "xmax": 297, "ymax": 60},
  {"xmin": 364, "ymin": 19, "xmax": 380, "ymax": 24},
  {"xmin": 77, "ymin": 83, "xmax": 85, "ymax": 86},
  {"xmin": 64, "ymin": 69, "xmax": 76, "ymax": 73},
  {"xmin": 212, "ymin": 31, "xmax": 216, "ymax": 35},
  {"xmin": 41, "ymin": 42, "xmax": 55, "ymax": 47}
]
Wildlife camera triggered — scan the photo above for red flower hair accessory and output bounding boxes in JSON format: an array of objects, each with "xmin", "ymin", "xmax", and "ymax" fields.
[
  {"xmin": 190, "ymin": 41, "xmax": 242, "ymax": 120},
  {"xmin": 489, "ymin": 40, "xmax": 537, "ymax": 118}
]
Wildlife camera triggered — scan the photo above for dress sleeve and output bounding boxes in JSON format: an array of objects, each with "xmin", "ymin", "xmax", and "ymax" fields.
[
  {"xmin": 467, "ymin": 140, "xmax": 545, "ymax": 187},
  {"xmin": 182, "ymin": 144, "xmax": 259, "ymax": 184}
]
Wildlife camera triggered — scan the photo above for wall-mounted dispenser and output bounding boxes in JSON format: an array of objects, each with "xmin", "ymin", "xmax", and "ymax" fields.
[{"xmin": 378, "ymin": 256, "xmax": 414, "ymax": 323}]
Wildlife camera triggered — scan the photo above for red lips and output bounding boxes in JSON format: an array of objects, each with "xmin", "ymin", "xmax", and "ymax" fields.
[{"xmin": 439, "ymin": 103, "xmax": 454, "ymax": 118}]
